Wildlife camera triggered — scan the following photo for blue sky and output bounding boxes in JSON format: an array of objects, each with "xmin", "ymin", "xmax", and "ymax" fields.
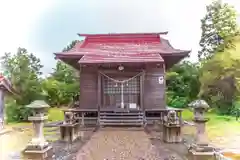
[{"xmin": 0, "ymin": 0, "xmax": 239, "ymax": 74}]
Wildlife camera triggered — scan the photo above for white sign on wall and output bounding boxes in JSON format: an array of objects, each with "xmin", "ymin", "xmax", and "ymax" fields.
[{"xmin": 158, "ymin": 76, "xmax": 164, "ymax": 84}]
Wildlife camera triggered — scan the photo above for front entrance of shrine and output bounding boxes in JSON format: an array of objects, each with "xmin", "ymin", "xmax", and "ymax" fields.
[{"xmin": 101, "ymin": 72, "xmax": 142, "ymax": 111}]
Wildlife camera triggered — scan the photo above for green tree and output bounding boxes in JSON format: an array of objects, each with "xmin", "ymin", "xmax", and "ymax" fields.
[
  {"xmin": 1, "ymin": 48, "xmax": 43, "ymax": 121},
  {"xmin": 166, "ymin": 61, "xmax": 201, "ymax": 108},
  {"xmin": 197, "ymin": 1, "xmax": 240, "ymax": 115},
  {"xmin": 52, "ymin": 61, "xmax": 77, "ymax": 83},
  {"xmin": 52, "ymin": 40, "xmax": 79, "ymax": 83},
  {"xmin": 198, "ymin": 0, "xmax": 239, "ymax": 60},
  {"xmin": 43, "ymin": 40, "xmax": 80, "ymax": 106},
  {"xmin": 62, "ymin": 40, "xmax": 79, "ymax": 52},
  {"xmin": 199, "ymin": 37, "xmax": 240, "ymax": 114}
]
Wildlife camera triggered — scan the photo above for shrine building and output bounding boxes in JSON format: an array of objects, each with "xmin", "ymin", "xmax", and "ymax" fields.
[{"xmin": 54, "ymin": 32, "xmax": 190, "ymax": 126}]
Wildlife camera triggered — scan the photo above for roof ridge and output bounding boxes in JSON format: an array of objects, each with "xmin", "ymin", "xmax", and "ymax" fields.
[{"xmin": 78, "ymin": 32, "xmax": 168, "ymax": 37}]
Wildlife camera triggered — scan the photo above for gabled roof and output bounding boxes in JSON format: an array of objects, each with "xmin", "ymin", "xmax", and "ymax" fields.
[
  {"xmin": 55, "ymin": 41, "xmax": 188, "ymax": 56},
  {"xmin": 54, "ymin": 32, "xmax": 191, "ymax": 68}
]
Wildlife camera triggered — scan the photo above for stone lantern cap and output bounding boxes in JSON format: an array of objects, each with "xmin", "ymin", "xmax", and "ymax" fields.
[
  {"xmin": 188, "ymin": 99, "xmax": 209, "ymax": 109},
  {"xmin": 26, "ymin": 100, "xmax": 50, "ymax": 109}
]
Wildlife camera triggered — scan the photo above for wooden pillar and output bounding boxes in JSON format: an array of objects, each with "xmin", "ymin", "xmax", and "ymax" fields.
[
  {"xmin": 97, "ymin": 71, "xmax": 101, "ymax": 124},
  {"xmin": 163, "ymin": 63, "xmax": 166, "ymax": 108},
  {"xmin": 0, "ymin": 89, "xmax": 5, "ymax": 130},
  {"xmin": 140, "ymin": 71, "xmax": 145, "ymax": 111},
  {"xmin": 79, "ymin": 65, "xmax": 82, "ymax": 108},
  {"xmin": 140, "ymin": 70, "xmax": 145, "ymax": 124}
]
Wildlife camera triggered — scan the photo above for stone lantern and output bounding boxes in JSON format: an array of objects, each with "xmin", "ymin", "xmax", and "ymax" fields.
[
  {"xmin": 188, "ymin": 99, "xmax": 215, "ymax": 160},
  {"xmin": 189, "ymin": 99, "xmax": 209, "ymax": 121},
  {"xmin": 23, "ymin": 100, "xmax": 53, "ymax": 160}
]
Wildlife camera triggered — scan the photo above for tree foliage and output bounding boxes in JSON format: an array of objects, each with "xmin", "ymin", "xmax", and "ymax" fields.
[
  {"xmin": 199, "ymin": 37, "xmax": 240, "ymax": 114},
  {"xmin": 1, "ymin": 48, "xmax": 43, "ymax": 121},
  {"xmin": 42, "ymin": 40, "xmax": 80, "ymax": 106},
  {"xmin": 198, "ymin": 0, "xmax": 240, "ymax": 115},
  {"xmin": 166, "ymin": 61, "xmax": 201, "ymax": 108},
  {"xmin": 198, "ymin": 0, "xmax": 239, "ymax": 60},
  {"xmin": 62, "ymin": 40, "xmax": 79, "ymax": 52}
]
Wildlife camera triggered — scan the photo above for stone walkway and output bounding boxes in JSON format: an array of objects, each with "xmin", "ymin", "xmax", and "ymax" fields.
[{"xmin": 76, "ymin": 128, "xmax": 164, "ymax": 160}]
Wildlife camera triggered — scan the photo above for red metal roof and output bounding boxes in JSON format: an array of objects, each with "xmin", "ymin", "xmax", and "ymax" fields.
[
  {"xmin": 54, "ymin": 33, "xmax": 191, "ymax": 64},
  {"xmin": 56, "ymin": 40, "xmax": 187, "ymax": 55}
]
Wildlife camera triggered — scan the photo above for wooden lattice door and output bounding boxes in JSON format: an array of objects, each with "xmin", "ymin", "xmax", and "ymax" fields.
[{"xmin": 102, "ymin": 75, "xmax": 140, "ymax": 109}]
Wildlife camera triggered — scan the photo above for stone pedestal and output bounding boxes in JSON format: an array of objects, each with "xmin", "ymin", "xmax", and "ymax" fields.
[
  {"xmin": 188, "ymin": 150, "xmax": 215, "ymax": 160},
  {"xmin": 59, "ymin": 111, "xmax": 80, "ymax": 142},
  {"xmin": 162, "ymin": 110, "xmax": 182, "ymax": 143},
  {"xmin": 195, "ymin": 119, "xmax": 209, "ymax": 145},
  {"xmin": 59, "ymin": 123, "xmax": 80, "ymax": 142},
  {"xmin": 22, "ymin": 100, "xmax": 53, "ymax": 160},
  {"xmin": 163, "ymin": 124, "xmax": 182, "ymax": 143},
  {"xmin": 23, "ymin": 146, "xmax": 53, "ymax": 160}
]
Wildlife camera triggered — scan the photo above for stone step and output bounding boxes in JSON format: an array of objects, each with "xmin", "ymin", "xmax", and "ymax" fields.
[
  {"xmin": 99, "ymin": 122, "xmax": 144, "ymax": 126},
  {"xmin": 100, "ymin": 116, "xmax": 143, "ymax": 119},
  {"xmin": 100, "ymin": 112, "xmax": 143, "ymax": 116},
  {"xmin": 100, "ymin": 119, "xmax": 143, "ymax": 122}
]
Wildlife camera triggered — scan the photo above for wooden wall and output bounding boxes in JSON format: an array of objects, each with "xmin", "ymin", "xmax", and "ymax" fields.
[
  {"xmin": 79, "ymin": 65, "xmax": 166, "ymax": 110},
  {"xmin": 143, "ymin": 66, "xmax": 166, "ymax": 109},
  {"xmin": 79, "ymin": 67, "xmax": 98, "ymax": 109}
]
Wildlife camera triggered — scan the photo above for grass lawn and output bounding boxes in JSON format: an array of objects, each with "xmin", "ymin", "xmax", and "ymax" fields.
[
  {"xmin": 47, "ymin": 107, "xmax": 64, "ymax": 122},
  {"xmin": 6, "ymin": 107, "xmax": 64, "ymax": 128},
  {"xmin": 182, "ymin": 109, "xmax": 240, "ymax": 150}
]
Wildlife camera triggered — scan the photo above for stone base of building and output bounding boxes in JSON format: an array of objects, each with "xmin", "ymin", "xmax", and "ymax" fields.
[
  {"xmin": 23, "ymin": 146, "xmax": 53, "ymax": 160},
  {"xmin": 188, "ymin": 150, "xmax": 215, "ymax": 160}
]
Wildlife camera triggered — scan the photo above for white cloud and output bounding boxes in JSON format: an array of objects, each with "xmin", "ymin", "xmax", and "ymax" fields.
[
  {"xmin": 0, "ymin": 0, "xmax": 53, "ymax": 54},
  {"xmin": 0, "ymin": 0, "xmax": 240, "ymax": 74}
]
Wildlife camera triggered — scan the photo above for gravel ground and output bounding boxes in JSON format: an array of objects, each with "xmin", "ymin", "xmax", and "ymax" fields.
[
  {"xmin": 2, "ymin": 125, "xmax": 188, "ymax": 160},
  {"xmin": 146, "ymin": 129, "xmax": 188, "ymax": 160},
  {"xmin": 75, "ymin": 127, "xmax": 183, "ymax": 160},
  {"xmin": 51, "ymin": 127, "xmax": 98, "ymax": 160}
]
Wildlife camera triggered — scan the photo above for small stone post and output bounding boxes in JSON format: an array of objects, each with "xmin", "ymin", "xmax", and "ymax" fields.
[
  {"xmin": 188, "ymin": 99, "xmax": 215, "ymax": 160},
  {"xmin": 23, "ymin": 100, "xmax": 53, "ymax": 160}
]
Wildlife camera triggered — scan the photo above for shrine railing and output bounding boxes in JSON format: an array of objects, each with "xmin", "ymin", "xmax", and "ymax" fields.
[{"xmin": 144, "ymin": 107, "xmax": 183, "ymax": 125}]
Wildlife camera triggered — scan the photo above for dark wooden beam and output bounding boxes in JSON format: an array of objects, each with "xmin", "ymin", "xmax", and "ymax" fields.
[
  {"xmin": 79, "ymin": 64, "xmax": 82, "ymax": 108},
  {"xmin": 97, "ymin": 71, "xmax": 101, "ymax": 123},
  {"xmin": 140, "ymin": 70, "xmax": 145, "ymax": 112},
  {"xmin": 163, "ymin": 63, "xmax": 166, "ymax": 108}
]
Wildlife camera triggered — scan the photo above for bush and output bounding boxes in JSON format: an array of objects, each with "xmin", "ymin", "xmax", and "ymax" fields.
[
  {"xmin": 167, "ymin": 94, "xmax": 188, "ymax": 108},
  {"xmin": 6, "ymin": 100, "xmax": 32, "ymax": 122},
  {"xmin": 48, "ymin": 108, "xmax": 64, "ymax": 122}
]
